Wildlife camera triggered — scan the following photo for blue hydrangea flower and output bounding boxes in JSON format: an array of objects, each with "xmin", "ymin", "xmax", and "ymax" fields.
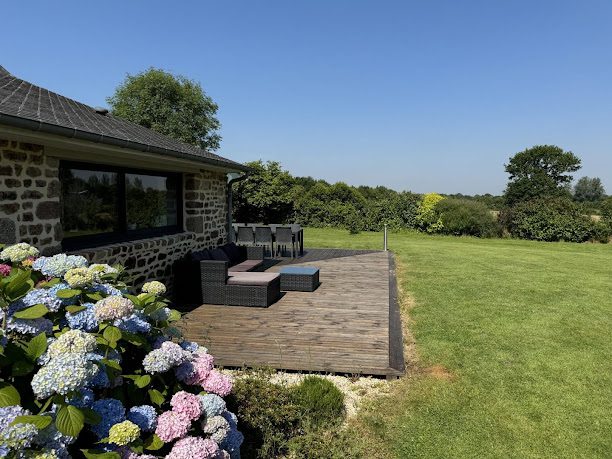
[
  {"xmin": 33, "ymin": 419, "xmax": 75, "ymax": 456},
  {"xmin": 0, "ymin": 406, "xmax": 28, "ymax": 432},
  {"xmin": 199, "ymin": 394, "xmax": 227, "ymax": 419},
  {"xmin": 149, "ymin": 307, "xmax": 171, "ymax": 322},
  {"xmin": 142, "ymin": 341, "xmax": 188, "ymax": 374},
  {"xmin": 69, "ymin": 388, "xmax": 95, "ymax": 408},
  {"xmin": 202, "ymin": 415, "xmax": 230, "ymax": 443},
  {"xmin": 114, "ymin": 312, "xmax": 151, "ymax": 333},
  {"xmin": 90, "ymin": 283, "xmax": 123, "ymax": 297},
  {"xmin": 65, "ymin": 302, "xmax": 99, "ymax": 332},
  {"xmin": 90, "ymin": 399, "xmax": 126, "ymax": 439},
  {"xmin": 127, "ymin": 405, "xmax": 157, "ymax": 432},
  {"xmin": 0, "ymin": 422, "xmax": 38, "ymax": 452},
  {"xmin": 7, "ymin": 317, "xmax": 53, "ymax": 335},
  {"xmin": 31, "ymin": 354, "xmax": 98, "ymax": 398},
  {"xmin": 89, "ymin": 364, "xmax": 110, "ymax": 388},
  {"xmin": 17, "ymin": 282, "xmax": 75, "ymax": 313},
  {"xmin": 180, "ymin": 340, "xmax": 201, "ymax": 352},
  {"xmin": 220, "ymin": 427, "xmax": 244, "ymax": 459},
  {"xmin": 33, "ymin": 254, "xmax": 88, "ymax": 277}
]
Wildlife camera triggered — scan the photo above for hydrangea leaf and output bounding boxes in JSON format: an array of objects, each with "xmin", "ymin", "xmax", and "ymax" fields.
[
  {"xmin": 81, "ymin": 408, "xmax": 102, "ymax": 425},
  {"xmin": 11, "ymin": 360, "xmax": 35, "ymax": 376},
  {"xmin": 148, "ymin": 389, "xmax": 165, "ymax": 407},
  {"xmin": 5, "ymin": 269, "xmax": 33, "ymax": 301},
  {"xmin": 56, "ymin": 405, "xmax": 85, "ymax": 437},
  {"xmin": 167, "ymin": 309, "xmax": 182, "ymax": 322},
  {"xmin": 11, "ymin": 414, "xmax": 52, "ymax": 429},
  {"xmin": 143, "ymin": 434, "xmax": 164, "ymax": 451},
  {"xmin": 25, "ymin": 332, "xmax": 48, "ymax": 361},
  {"xmin": 56, "ymin": 288, "xmax": 81, "ymax": 299},
  {"xmin": 66, "ymin": 305, "xmax": 87, "ymax": 314},
  {"xmin": 85, "ymin": 293, "xmax": 104, "ymax": 302},
  {"xmin": 81, "ymin": 450, "xmax": 121, "ymax": 459},
  {"xmin": 38, "ymin": 277, "xmax": 61, "ymax": 288},
  {"xmin": 103, "ymin": 326, "xmax": 122, "ymax": 345},
  {"xmin": 13, "ymin": 303, "xmax": 48, "ymax": 319},
  {"xmin": 135, "ymin": 375, "xmax": 151, "ymax": 388},
  {"xmin": 0, "ymin": 383, "xmax": 21, "ymax": 407}
]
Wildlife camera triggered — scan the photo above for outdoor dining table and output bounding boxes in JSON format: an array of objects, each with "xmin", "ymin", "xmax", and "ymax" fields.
[{"xmin": 232, "ymin": 223, "xmax": 304, "ymax": 256}]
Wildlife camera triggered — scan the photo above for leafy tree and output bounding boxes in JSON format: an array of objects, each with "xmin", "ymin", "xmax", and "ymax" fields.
[
  {"xmin": 107, "ymin": 68, "xmax": 221, "ymax": 150},
  {"xmin": 573, "ymin": 176, "xmax": 606, "ymax": 202},
  {"xmin": 232, "ymin": 160, "xmax": 296, "ymax": 223},
  {"xmin": 503, "ymin": 145, "xmax": 581, "ymax": 206}
]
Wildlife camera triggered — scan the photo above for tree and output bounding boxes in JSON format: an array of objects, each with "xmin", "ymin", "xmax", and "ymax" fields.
[
  {"xmin": 503, "ymin": 145, "xmax": 581, "ymax": 206},
  {"xmin": 107, "ymin": 68, "xmax": 221, "ymax": 150},
  {"xmin": 573, "ymin": 176, "xmax": 605, "ymax": 202},
  {"xmin": 232, "ymin": 160, "xmax": 296, "ymax": 223}
]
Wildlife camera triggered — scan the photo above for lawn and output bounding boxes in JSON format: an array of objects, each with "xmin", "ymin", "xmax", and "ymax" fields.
[{"xmin": 305, "ymin": 228, "xmax": 612, "ymax": 458}]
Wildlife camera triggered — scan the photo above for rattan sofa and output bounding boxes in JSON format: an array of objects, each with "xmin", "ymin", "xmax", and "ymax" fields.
[{"xmin": 174, "ymin": 242, "xmax": 281, "ymax": 307}]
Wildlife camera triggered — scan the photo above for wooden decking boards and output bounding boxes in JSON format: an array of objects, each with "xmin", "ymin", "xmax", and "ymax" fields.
[{"xmin": 181, "ymin": 249, "xmax": 404, "ymax": 377}]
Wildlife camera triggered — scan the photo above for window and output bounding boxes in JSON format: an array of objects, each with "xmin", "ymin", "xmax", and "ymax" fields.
[{"xmin": 60, "ymin": 162, "xmax": 182, "ymax": 250}]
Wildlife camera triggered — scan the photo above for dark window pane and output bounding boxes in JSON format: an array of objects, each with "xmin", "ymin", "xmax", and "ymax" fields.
[
  {"xmin": 126, "ymin": 173, "xmax": 178, "ymax": 230},
  {"xmin": 61, "ymin": 169, "xmax": 119, "ymax": 236}
]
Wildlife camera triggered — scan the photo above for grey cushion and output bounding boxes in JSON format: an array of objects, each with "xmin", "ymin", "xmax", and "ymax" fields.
[{"xmin": 227, "ymin": 272, "xmax": 280, "ymax": 286}]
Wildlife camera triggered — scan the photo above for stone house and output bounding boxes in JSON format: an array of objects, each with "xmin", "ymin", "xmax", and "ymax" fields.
[{"xmin": 0, "ymin": 66, "xmax": 248, "ymax": 286}]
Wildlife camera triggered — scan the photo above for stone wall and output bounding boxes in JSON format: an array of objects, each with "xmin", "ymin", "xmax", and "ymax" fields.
[
  {"xmin": 74, "ymin": 232, "xmax": 205, "ymax": 288},
  {"xmin": 1, "ymin": 135, "xmax": 230, "ymax": 289},
  {"xmin": 184, "ymin": 170, "xmax": 228, "ymax": 248},
  {"xmin": 0, "ymin": 138, "xmax": 62, "ymax": 255}
]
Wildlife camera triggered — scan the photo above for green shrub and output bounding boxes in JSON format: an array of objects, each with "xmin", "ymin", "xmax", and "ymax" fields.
[
  {"xmin": 292, "ymin": 376, "xmax": 345, "ymax": 428},
  {"xmin": 437, "ymin": 198, "xmax": 499, "ymax": 237},
  {"xmin": 415, "ymin": 193, "xmax": 445, "ymax": 233},
  {"xmin": 502, "ymin": 197, "xmax": 598, "ymax": 242},
  {"xmin": 226, "ymin": 376, "xmax": 302, "ymax": 458}
]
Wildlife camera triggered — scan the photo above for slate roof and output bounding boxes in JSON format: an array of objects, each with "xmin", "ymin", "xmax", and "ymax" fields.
[{"xmin": 0, "ymin": 65, "xmax": 247, "ymax": 171}]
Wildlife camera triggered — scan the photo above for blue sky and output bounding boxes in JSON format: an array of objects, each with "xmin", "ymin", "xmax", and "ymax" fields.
[{"xmin": 3, "ymin": 1, "xmax": 612, "ymax": 194}]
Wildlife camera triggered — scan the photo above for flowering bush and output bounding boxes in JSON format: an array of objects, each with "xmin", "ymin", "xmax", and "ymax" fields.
[{"xmin": 0, "ymin": 243, "xmax": 243, "ymax": 458}]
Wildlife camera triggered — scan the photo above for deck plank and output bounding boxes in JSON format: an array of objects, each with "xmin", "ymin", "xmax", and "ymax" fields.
[{"xmin": 182, "ymin": 250, "xmax": 402, "ymax": 376}]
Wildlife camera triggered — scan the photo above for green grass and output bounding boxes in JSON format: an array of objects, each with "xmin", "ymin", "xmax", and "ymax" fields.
[{"xmin": 305, "ymin": 227, "xmax": 612, "ymax": 458}]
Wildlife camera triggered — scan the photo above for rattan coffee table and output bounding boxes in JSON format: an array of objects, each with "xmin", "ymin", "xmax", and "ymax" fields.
[{"xmin": 279, "ymin": 266, "xmax": 320, "ymax": 292}]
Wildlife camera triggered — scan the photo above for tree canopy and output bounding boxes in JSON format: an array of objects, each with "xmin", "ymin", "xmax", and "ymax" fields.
[
  {"xmin": 107, "ymin": 68, "xmax": 221, "ymax": 150},
  {"xmin": 573, "ymin": 176, "xmax": 606, "ymax": 202},
  {"xmin": 503, "ymin": 145, "xmax": 581, "ymax": 206}
]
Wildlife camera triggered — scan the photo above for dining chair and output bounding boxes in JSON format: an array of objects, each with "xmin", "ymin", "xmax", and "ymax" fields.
[
  {"xmin": 275, "ymin": 227, "xmax": 296, "ymax": 258},
  {"xmin": 237, "ymin": 226, "xmax": 255, "ymax": 246},
  {"xmin": 254, "ymin": 226, "xmax": 273, "ymax": 256}
]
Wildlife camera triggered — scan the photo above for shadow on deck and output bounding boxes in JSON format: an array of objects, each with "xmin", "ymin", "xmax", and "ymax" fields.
[{"xmin": 181, "ymin": 249, "xmax": 405, "ymax": 377}]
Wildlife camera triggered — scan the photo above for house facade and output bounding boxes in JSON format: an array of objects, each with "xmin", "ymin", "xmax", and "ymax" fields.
[{"xmin": 0, "ymin": 66, "xmax": 248, "ymax": 286}]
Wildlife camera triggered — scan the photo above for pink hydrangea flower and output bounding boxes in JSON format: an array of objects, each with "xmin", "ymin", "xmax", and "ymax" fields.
[
  {"xmin": 166, "ymin": 436, "xmax": 220, "ymax": 459},
  {"xmin": 0, "ymin": 264, "xmax": 11, "ymax": 276},
  {"xmin": 176, "ymin": 353, "xmax": 214, "ymax": 385},
  {"xmin": 170, "ymin": 391, "xmax": 202, "ymax": 421},
  {"xmin": 155, "ymin": 410, "xmax": 191, "ymax": 442},
  {"xmin": 201, "ymin": 370, "xmax": 233, "ymax": 397}
]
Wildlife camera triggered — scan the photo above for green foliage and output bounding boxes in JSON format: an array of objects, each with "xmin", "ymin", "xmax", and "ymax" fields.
[
  {"xmin": 291, "ymin": 376, "xmax": 345, "ymax": 428},
  {"xmin": 287, "ymin": 426, "xmax": 364, "ymax": 459},
  {"xmin": 415, "ymin": 193, "xmax": 445, "ymax": 233},
  {"xmin": 226, "ymin": 376, "xmax": 301, "ymax": 458},
  {"xmin": 501, "ymin": 197, "xmax": 601, "ymax": 242},
  {"xmin": 573, "ymin": 176, "xmax": 606, "ymax": 203},
  {"xmin": 107, "ymin": 68, "xmax": 221, "ymax": 150},
  {"xmin": 437, "ymin": 199, "xmax": 499, "ymax": 237},
  {"xmin": 503, "ymin": 145, "xmax": 581, "ymax": 206},
  {"xmin": 233, "ymin": 161, "xmax": 296, "ymax": 224},
  {"xmin": 227, "ymin": 375, "xmax": 346, "ymax": 458}
]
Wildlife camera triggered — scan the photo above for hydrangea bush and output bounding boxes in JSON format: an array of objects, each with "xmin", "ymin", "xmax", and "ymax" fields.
[{"xmin": 0, "ymin": 243, "xmax": 243, "ymax": 459}]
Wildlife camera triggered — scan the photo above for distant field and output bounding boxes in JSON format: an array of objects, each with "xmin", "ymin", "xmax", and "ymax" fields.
[{"xmin": 305, "ymin": 228, "xmax": 612, "ymax": 458}]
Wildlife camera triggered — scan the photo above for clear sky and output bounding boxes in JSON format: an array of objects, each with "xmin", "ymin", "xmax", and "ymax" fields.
[{"xmin": 3, "ymin": 0, "xmax": 611, "ymax": 194}]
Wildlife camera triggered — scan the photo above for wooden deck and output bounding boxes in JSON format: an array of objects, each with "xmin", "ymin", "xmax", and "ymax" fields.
[{"xmin": 181, "ymin": 250, "xmax": 404, "ymax": 377}]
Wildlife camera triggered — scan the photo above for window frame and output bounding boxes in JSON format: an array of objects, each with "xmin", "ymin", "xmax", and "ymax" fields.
[{"xmin": 60, "ymin": 160, "xmax": 184, "ymax": 251}]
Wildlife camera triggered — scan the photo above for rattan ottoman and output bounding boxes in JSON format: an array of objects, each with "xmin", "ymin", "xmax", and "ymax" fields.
[{"xmin": 279, "ymin": 266, "xmax": 320, "ymax": 292}]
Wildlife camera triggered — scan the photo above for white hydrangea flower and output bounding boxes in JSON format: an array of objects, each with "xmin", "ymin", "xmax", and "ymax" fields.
[
  {"xmin": 0, "ymin": 242, "xmax": 39, "ymax": 262},
  {"xmin": 141, "ymin": 281, "xmax": 166, "ymax": 296},
  {"xmin": 64, "ymin": 267, "xmax": 95, "ymax": 288},
  {"xmin": 47, "ymin": 329, "xmax": 97, "ymax": 358},
  {"xmin": 88, "ymin": 264, "xmax": 118, "ymax": 281}
]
